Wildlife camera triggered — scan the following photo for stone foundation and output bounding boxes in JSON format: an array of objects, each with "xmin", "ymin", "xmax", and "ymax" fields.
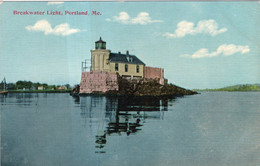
[
  {"xmin": 78, "ymin": 71, "xmax": 196, "ymax": 96},
  {"xmin": 80, "ymin": 71, "xmax": 118, "ymax": 94}
]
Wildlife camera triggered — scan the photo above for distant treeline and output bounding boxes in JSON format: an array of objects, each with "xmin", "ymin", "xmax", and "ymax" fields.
[
  {"xmin": 0, "ymin": 80, "xmax": 72, "ymax": 90},
  {"xmin": 194, "ymin": 84, "xmax": 260, "ymax": 92}
]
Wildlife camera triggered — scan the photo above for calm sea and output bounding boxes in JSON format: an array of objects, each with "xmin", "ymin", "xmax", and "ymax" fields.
[{"xmin": 1, "ymin": 92, "xmax": 260, "ymax": 166}]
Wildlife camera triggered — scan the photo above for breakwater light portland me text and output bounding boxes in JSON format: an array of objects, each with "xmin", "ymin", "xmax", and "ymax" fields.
[{"xmin": 13, "ymin": 10, "xmax": 101, "ymax": 15}]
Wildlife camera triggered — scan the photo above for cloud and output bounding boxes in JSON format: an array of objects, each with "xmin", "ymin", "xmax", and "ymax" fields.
[
  {"xmin": 163, "ymin": 19, "xmax": 227, "ymax": 38},
  {"xmin": 26, "ymin": 20, "xmax": 80, "ymax": 36},
  {"xmin": 47, "ymin": 2, "xmax": 64, "ymax": 5},
  {"xmin": 106, "ymin": 12, "xmax": 163, "ymax": 25},
  {"xmin": 181, "ymin": 44, "xmax": 250, "ymax": 59}
]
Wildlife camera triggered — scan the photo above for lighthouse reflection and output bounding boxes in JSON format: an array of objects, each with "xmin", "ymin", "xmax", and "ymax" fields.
[{"xmin": 79, "ymin": 96, "xmax": 173, "ymax": 153}]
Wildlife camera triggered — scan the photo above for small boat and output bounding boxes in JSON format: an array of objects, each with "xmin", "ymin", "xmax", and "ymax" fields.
[
  {"xmin": 0, "ymin": 77, "xmax": 8, "ymax": 95},
  {"xmin": 0, "ymin": 90, "xmax": 8, "ymax": 95}
]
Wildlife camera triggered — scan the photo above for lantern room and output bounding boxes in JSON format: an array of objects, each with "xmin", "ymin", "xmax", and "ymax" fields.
[{"xmin": 95, "ymin": 37, "xmax": 106, "ymax": 49}]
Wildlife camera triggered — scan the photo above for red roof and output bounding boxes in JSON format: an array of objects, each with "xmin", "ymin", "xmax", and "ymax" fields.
[{"xmin": 95, "ymin": 37, "xmax": 106, "ymax": 43}]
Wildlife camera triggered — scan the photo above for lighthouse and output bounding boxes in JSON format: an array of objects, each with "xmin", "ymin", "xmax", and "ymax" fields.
[{"xmin": 91, "ymin": 37, "xmax": 111, "ymax": 72}]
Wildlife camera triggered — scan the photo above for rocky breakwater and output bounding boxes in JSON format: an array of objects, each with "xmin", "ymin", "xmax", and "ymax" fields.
[
  {"xmin": 116, "ymin": 77, "xmax": 197, "ymax": 97},
  {"xmin": 71, "ymin": 77, "xmax": 197, "ymax": 97}
]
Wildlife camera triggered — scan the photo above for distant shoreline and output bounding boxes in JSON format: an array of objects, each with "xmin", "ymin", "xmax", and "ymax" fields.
[
  {"xmin": 193, "ymin": 89, "xmax": 260, "ymax": 92},
  {"xmin": 7, "ymin": 90, "xmax": 71, "ymax": 93},
  {"xmin": 193, "ymin": 84, "xmax": 260, "ymax": 92}
]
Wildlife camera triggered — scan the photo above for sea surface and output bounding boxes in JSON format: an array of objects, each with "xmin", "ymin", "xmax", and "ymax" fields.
[{"xmin": 1, "ymin": 92, "xmax": 260, "ymax": 166}]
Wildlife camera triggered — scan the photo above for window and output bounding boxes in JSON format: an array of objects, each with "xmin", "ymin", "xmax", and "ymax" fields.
[
  {"xmin": 125, "ymin": 64, "xmax": 128, "ymax": 72},
  {"xmin": 102, "ymin": 43, "xmax": 106, "ymax": 49},
  {"xmin": 126, "ymin": 56, "xmax": 133, "ymax": 62},
  {"xmin": 115, "ymin": 63, "xmax": 118, "ymax": 71},
  {"xmin": 136, "ymin": 65, "xmax": 139, "ymax": 73},
  {"xmin": 95, "ymin": 43, "xmax": 102, "ymax": 49}
]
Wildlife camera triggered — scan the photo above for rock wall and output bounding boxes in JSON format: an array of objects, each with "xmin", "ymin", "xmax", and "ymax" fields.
[{"xmin": 80, "ymin": 71, "xmax": 118, "ymax": 94}]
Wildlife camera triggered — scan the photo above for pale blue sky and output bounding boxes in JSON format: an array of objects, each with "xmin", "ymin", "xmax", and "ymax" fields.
[{"xmin": 0, "ymin": 1, "xmax": 259, "ymax": 89}]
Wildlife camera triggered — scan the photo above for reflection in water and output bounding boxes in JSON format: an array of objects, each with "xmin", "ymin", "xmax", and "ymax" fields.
[
  {"xmin": 79, "ymin": 96, "xmax": 173, "ymax": 153},
  {"xmin": 2, "ymin": 93, "xmax": 260, "ymax": 166},
  {"xmin": 0, "ymin": 94, "xmax": 7, "ymax": 103},
  {"xmin": 73, "ymin": 96, "xmax": 80, "ymax": 104},
  {"xmin": 1, "ymin": 93, "xmax": 39, "ymax": 106},
  {"xmin": 95, "ymin": 134, "xmax": 106, "ymax": 153}
]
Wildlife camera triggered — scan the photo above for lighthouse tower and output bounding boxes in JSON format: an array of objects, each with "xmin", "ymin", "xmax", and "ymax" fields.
[{"xmin": 91, "ymin": 37, "xmax": 111, "ymax": 72}]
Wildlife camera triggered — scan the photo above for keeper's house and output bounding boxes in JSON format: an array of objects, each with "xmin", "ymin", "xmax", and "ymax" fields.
[{"xmin": 80, "ymin": 37, "xmax": 165, "ymax": 94}]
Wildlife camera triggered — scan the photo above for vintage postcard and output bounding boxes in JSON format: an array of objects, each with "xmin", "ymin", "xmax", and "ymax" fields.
[{"xmin": 0, "ymin": 1, "xmax": 260, "ymax": 166}]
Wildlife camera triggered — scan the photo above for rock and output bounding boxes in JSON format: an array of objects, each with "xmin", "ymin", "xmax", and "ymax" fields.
[
  {"xmin": 70, "ymin": 85, "xmax": 80, "ymax": 96},
  {"xmin": 117, "ymin": 77, "xmax": 197, "ymax": 97}
]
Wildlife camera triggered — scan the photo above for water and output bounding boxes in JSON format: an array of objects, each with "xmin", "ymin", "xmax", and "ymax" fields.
[{"xmin": 1, "ymin": 92, "xmax": 260, "ymax": 166}]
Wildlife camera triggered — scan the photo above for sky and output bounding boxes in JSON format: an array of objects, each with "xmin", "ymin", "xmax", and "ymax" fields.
[{"xmin": 0, "ymin": 1, "xmax": 260, "ymax": 89}]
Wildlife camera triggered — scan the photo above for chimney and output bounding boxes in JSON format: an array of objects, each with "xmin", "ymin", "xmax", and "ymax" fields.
[{"xmin": 126, "ymin": 50, "xmax": 129, "ymax": 55}]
